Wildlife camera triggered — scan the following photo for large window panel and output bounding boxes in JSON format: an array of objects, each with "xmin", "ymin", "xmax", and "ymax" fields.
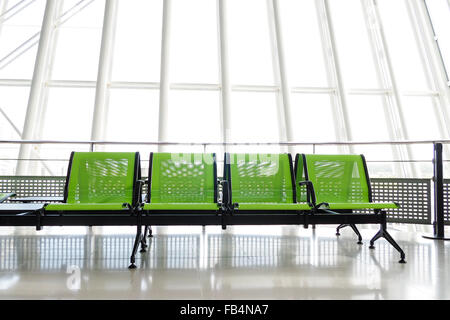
[
  {"xmin": 0, "ymin": 86, "xmax": 30, "ymax": 175},
  {"xmin": 328, "ymin": 0, "xmax": 380, "ymax": 89},
  {"xmin": 402, "ymin": 96, "xmax": 441, "ymax": 141},
  {"xmin": 111, "ymin": 0, "xmax": 163, "ymax": 82},
  {"xmin": 169, "ymin": 0, "xmax": 218, "ymax": 84},
  {"xmin": 278, "ymin": 0, "xmax": 329, "ymax": 87},
  {"xmin": 290, "ymin": 93, "xmax": 335, "ymax": 142},
  {"xmin": 0, "ymin": 86, "xmax": 30, "ymax": 136},
  {"xmin": 50, "ymin": 0, "xmax": 105, "ymax": 81},
  {"xmin": 402, "ymin": 96, "xmax": 441, "ymax": 176},
  {"xmin": 346, "ymin": 95, "xmax": 391, "ymax": 142},
  {"xmin": 164, "ymin": 90, "xmax": 221, "ymax": 153},
  {"xmin": 425, "ymin": 0, "xmax": 450, "ymax": 82},
  {"xmin": 0, "ymin": 0, "xmax": 46, "ymax": 79},
  {"xmin": 227, "ymin": 0, "xmax": 275, "ymax": 85},
  {"xmin": 346, "ymin": 95, "xmax": 396, "ymax": 176},
  {"xmin": 41, "ymin": 88, "xmax": 95, "ymax": 141},
  {"xmin": 228, "ymin": 91, "xmax": 282, "ymax": 153},
  {"xmin": 105, "ymin": 89, "xmax": 159, "ymax": 142},
  {"xmin": 377, "ymin": 0, "xmax": 430, "ymax": 91}
]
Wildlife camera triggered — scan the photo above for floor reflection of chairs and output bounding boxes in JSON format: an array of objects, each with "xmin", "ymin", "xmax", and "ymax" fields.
[
  {"xmin": 0, "ymin": 230, "xmax": 438, "ymax": 287},
  {"xmin": 0, "ymin": 235, "xmax": 87, "ymax": 271}
]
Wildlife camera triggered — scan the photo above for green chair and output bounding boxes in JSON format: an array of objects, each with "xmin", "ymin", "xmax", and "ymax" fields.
[
  {"xmin": 295, "ymin": 154, "xmax": 405, "ymax": 263},
  {"xmin": 224, "ymin": 153, "xmax": 312, "ymax": 213},
  {"xmin": 45, "ymin": 152, "xmax": 141, "ymax": 212},
  {"xmin": 43, "ymin": 151, "xmax": 144, "ymax": 268},
  {"xmin": 143, "ymin": 152, "xmax": 221, "ymax": 213}
]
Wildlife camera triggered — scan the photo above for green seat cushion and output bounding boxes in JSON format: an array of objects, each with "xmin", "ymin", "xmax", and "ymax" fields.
[
  {"xmin": 143, "ymin": 203, "xmax": 219, "ymax": 211},
  {"xmin": 319, "ymin": 202, "xmax": 399, "ymax": 210},
  {"xmin": 236, "ymin": 203, "xmax": 311, "ymax": 211},
  {"xmin": 45, "ymin": 203, "xmax": 130, "ymax": 211}
]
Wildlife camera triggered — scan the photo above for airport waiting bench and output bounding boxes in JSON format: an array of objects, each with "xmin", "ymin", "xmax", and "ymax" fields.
[{"xmin": 0, "ymin": 151, "xmax": 406, "ymax": 268}]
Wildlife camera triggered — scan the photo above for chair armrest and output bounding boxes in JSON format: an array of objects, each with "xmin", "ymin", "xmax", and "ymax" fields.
[
  {"xmin": 135, "ymin": 180, "xmax": 146, "ymax": 205},
  {"xmin": 298, "ymin": 180, "xmax": 316, "ymax": 208},
  {"xmin": 219, "ymin": 180, "xmax": 230, "ymax": 207}
]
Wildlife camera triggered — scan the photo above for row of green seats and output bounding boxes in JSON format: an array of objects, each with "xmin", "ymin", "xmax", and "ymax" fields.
[{"xmin": 43, "ymin": 152, "xmax": 398, "ymax": 213}]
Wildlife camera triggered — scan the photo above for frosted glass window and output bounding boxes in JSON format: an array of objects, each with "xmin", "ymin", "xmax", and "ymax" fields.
[
  {"xmin": 111, "ymin": 0, "xmax": 163, "ymax": 82},
  {"xmin": 0, "ymin": 0, "xmax": 45, "ymax": 79},
  {"xmin": 329, "ymin": 0, "xmax": 380, "ymax": 89},
  {"xmin": 166, "ymin": 90, "xmax": 221, "ymax": 143},
  {"xmin": 169, "ymin": 0, "xmax": 218, "ymax": 83},
  {"xmin": 278, "ymin": 0, "xmax": 329, "ymax": 87},
  {"xmin": 227, "ymin": 0, "xmax": 275, "ymax": 85},
  {"xmin": 51, "ymin": 0, "xmax": 105, "ymax": 80},
  {"xmin": 41, "ymin": 88, "xmax": 95, "ymax": 140},
  {"xmin": 106, "ymin": 89, "xmax": 159, "ymax": 142},
  {"xmin": 377, "ymin": 0, "xmax": 430, "ymax": 91}
]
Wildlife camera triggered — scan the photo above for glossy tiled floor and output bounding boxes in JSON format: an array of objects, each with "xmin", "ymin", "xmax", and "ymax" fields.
[{"xmin": 0, "ymin": 224, "xmax": 448, "ymax": 300}]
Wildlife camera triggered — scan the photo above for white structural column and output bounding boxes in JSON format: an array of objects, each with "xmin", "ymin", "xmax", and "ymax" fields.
[
  {"xmin": 410, "ymin": 0, "xmax": 450, "ymax": 136},
  {"xmin": 267, "ymin": 0, "xmax": 294, "ymax": 153},
  {"xmin": 217, "ymin": 0, "xmax": 232, "ymax": 150},
  {"xmin": 157, "ymin": 0, "xmax": 172, "ymax": 152},
  {"xmin": 316, "ymin": 0, "xmax": 353, "ymax": 153},
  {"xmin": 362, "ymin": 0, "xmax": 416, "ymax": 177},
  {"xmin": 0, "ymin": 0, "xmax": 9, "ymax": 37},
  {"xmin": 91, "ymin": 0, "xmax": 118, "ymax": 144},
  {"xmin": 17, "ymin": 0, "xmax": 60, "ymax": 175}
]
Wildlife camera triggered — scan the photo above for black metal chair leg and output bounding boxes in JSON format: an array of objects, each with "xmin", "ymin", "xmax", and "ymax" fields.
[
  {"xmin": 369, "ymin": 211, "xmax": 406, "ymax": 263},
  {"xmin": 129, "ymin": 212, "xmax": 143, "ymax": 269},
  {"xmin": 140, "ymin": 226, "xmax": 147, "ymax": 253},
  {"xmin": 148, "ymin": 226, "xmax": 153, "ymax": 238},
  {"xmin": 336, "ymin": 224, "xmax": 349, "ymax": 236},
  {"xmin": 349, "ymin": 224, "xmax": 363, "ymax": 245},
  {"xmin": 129, "ymin": 226, "xmax": 142, "ymax": 269},
  {"xmin": 369, "ymin": 229, "xmax": 383, "ymax": 249}
]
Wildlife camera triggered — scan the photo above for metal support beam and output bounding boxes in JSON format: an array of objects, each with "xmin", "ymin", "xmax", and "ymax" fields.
[
  {"xmin": 267, "ymin": 0, "xmax": 294, "ymax": 153},
  {"xmin": 91, "ymin": 0, "xmax": 118, "ymax": 145},
  {"xmin": 217, "ymin": 0, "xmax": 232, "ymax": 151},
  {"xmin": 16, "ymin": 0, "xmax": 60, "ymax": 175},
  {"xmin": 316, "ymin": 0, "xmax": 353, "ymax": 153},
  {"xmin": 423, "ymin": 143, "xmax": 450, "ymax": 240},
  {"xmin": 411, "ymin": 0, "xmax": 450, "ymax": 137},
  {"xmin": 157, "ymin": 0, "xmax": 172, "ymax": 152},
  {"xmin": 362, "ymin": 0, "xmax": 416, "ymax": 178},
  {"xmin": 0, "ymin": 0, "xmax": 9, "ymax": 38}
]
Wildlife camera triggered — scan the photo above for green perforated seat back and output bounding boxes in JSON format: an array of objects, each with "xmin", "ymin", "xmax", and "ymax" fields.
[
  {"xmin": 148, "ymin": 153, "xmax": 217, "ymax": 204},
  {"xmin": 65, "ymin": 152, "xmax": 140, "ymax": 205},
  {"xmin": 302, "ymin": 154, "xmax": 370, "ymax": 204},
  {"xmin": 225, "ymin": 153, "xmax": 296, "ymax": 204}
]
